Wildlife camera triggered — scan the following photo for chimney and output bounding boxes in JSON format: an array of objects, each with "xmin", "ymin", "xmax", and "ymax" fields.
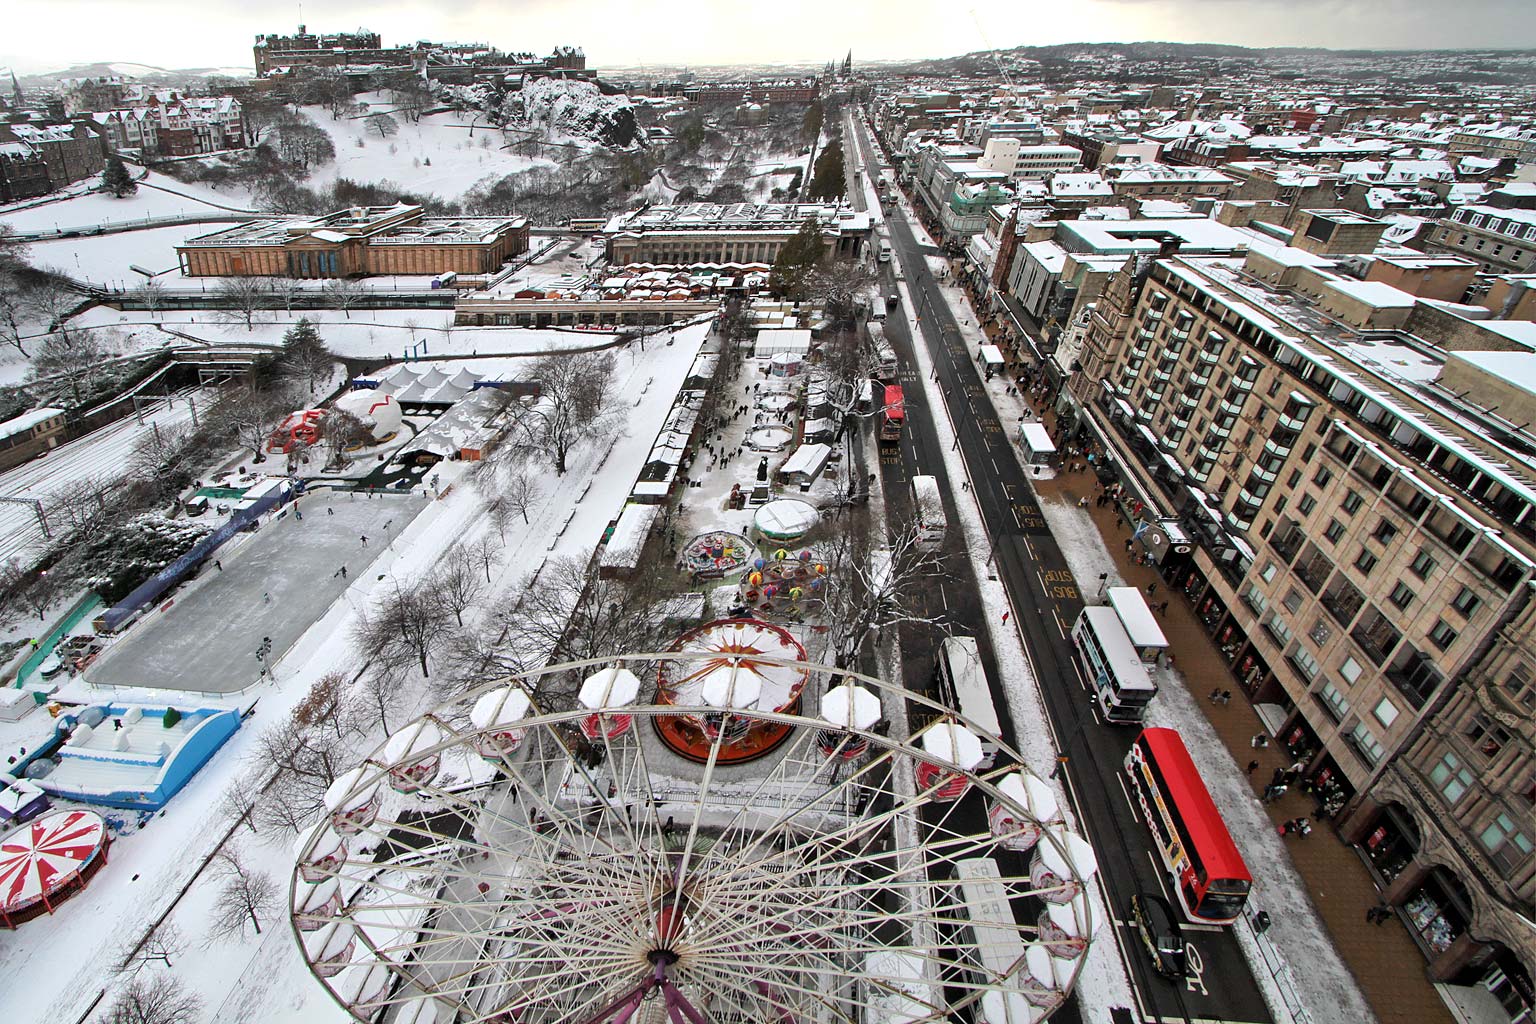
[{"xmin": 1157, "ymin": 235, "xmax": 1184, "ymax": 259}]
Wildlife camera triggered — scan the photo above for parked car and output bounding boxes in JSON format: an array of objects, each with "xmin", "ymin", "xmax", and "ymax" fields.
[{"xmin": 1128, "ymin": 892, "xmax": 1188, "ymax": 980}]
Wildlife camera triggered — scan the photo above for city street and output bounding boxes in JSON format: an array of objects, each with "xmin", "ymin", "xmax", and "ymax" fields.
[{"xmin": 847, "ymin": 109, "xmax": 1273, "ymax": 1024}]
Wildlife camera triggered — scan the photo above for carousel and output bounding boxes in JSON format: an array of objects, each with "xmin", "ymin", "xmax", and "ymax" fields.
[
  {"xmin": 758, "ymin": 390, "xmax": 798, "ymax": 416},
  {"xmin": 0, "ymin": 808, "xmax": 110, "ymax": 928},
  {"xmin": 655, "ymin": 618, "xmax": 810, "ymax": 762},
  {"xmin": 736, "ymin": 548, "xmax": 829, "ymax": 620},
  {"xmin": 676, "ymin": 530, "xmax": 754, "ymax": 580},
  {"xmin": 752, "ymin": 498, "xmax": 820, "ymax": 544},
  {"xmin": 745, "ymin": 423, "xmax": 795, "ymax": 452}
]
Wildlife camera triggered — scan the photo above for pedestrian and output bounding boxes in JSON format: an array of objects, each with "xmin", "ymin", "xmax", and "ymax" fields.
[
  {"xmin": 214, "ymin": 560, "xmax": 223, "ymax": 571},
  {"xmin": 1219, "ymin": 689, "xmax": 1232, "ymax": 704},
  {"xmin": 1246, "ymin": 759, "xmax": 1260, "ymax": 776},
  {"xmin": 1270, "ymin": 767, "xmax": 1286, "ymax": 787},
  {"xmin": 360, "ymin": 535, "xmax": 368, "ymax": 546},
  {"xmin": 1296, "ymin": 816, "xmax": 1312, "ymax": 838},
  {"xmin": 962, "ymin": 481, "xmax": 970, "ymax": 492},
  {"xmin": 112, "ymin": 718, "xmax": 122, "ymax": 731},
  {"xmin": 1208, "ymin": 688, "xmax": 1222, "ymax": 704},
  {"xmin": 262, "ymin": 592, "xmax": 271, "ymax": 604},
  {"xmin": 1146, "ymin": 581, "xmax": 1158, "ymax": 596},
  {"xmin": 1252, "ymin": 733, "xmax": 1270, "ymax": 749},
  {"xmin": 340, "ymin": 566, "xmax": 347, "ymax": 579},
  {"xmin": 1001, "ymin": 611, "xmax": 1010, "ymax": 624},
  {"xmin": 1124, "ymin": 539, "xmax": 1133, "ymax": 552},
  {"xmin": 1078, "ymin": 496, "xmax": 1088, "ymax": 508},
  {"xmin": 1165, "ymin": 653, "xmax": 1175, "ymax": 669},
  {"xmin": 327, "ymin": 507, "xmax": 334, "ymax": 516}
]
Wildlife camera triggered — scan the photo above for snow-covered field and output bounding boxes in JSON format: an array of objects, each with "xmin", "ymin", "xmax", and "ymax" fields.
[
  {"xmin": 0, "ymin": 320, "xmax": 711, "ymax": 1024},
  {"xmin": 23, "ymin": 224, "xmax": 233, "ymax": 287},
  {"xmin": 301, "ymin": 95, "xmax": 553, "ymax": 199},
  {"xmin": 0, "ymin": 171, "xmax": 256, "ymax": 235}
]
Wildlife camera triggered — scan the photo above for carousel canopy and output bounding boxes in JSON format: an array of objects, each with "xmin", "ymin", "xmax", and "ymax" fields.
[
  {"xmin": 0, "ymin": 809, "xmax": 107, "ymax": 918},
  {"xmin": 324, "ymin": 767, "xmax": 381, "ymax": 813},
  {"xmin": 579, "ymin": 668, "xmax": 642, "ymax": 710},
  {"xmin": 665, "ymin": 619, "xmax": 808, "ymax": 713},
  {"xmin": 382, "ymin": 718, "xmax": 445, "ymax": 764},
  {"xmin": 1037, "ymin": 826, "xmax": 1099, "ymax": 880},
  {"xmin": 753, "ymin": 499, "xmax": 819, "ymax": 541}
]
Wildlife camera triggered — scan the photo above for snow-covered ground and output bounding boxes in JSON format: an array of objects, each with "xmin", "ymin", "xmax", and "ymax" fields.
[
  {"xmin": 300, "ymin": 96, "xmax": 553, "ymax": 200},
  {"xmin": 0, "ymin": 320, "xmax": 711, "ymax": 1024},
  {"xmin": 64, "ymin": 305, "xmax": 625, "ymax": 360},
  {"xmin": 0, "ymin": 389, "xmax": 206, "ymax": 565},
  {"xmin": 23, "ymin": 224, "xmax": 234, "ymax": 287},
  {"xmin": 0, "ymin": 171, "xmax": 256, "ymax": 236}
]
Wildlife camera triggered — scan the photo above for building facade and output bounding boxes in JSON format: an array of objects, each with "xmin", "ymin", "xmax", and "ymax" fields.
[
  {"xmin": 1427, "ymin": 205, "xmax": 1536, "ymax": 276},
  {"xmin": 602, "ymin": 203, "xmax": 871, "ymax": 266},
  {"xmin": 177, "ymin": 204, "xmax": 529, "ymax": 277},
  {"xmin": 0, "ymin": 120, "xmax": 105, "ymax": 201},
  {"xmin": 1075, "ymin": 242, "xmax": 1536, "ymax": 1009}
]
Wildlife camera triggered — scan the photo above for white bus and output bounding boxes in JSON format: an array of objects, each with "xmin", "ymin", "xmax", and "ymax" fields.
[
  {"xmin": 1105, "ymin": 586, "xmax": 1169, "ymax": 664},
  {"xmin": 868, "ymin": 321, "xmax": 898, "ymax": 381},
  {"xmin": 1072, "ymin": 605, "xmax": 1158, "ymax": 724},
  {"xmin": 953, "ymin": 858, "xmax": 1034, "ymax": 1024},
  {"xmin": 936, "ymin": 637, "xmax": 1000, "ymax": 767},
  {"xmin": 911, "ymin": 475, "xmax": 947, "ymax": 552}
]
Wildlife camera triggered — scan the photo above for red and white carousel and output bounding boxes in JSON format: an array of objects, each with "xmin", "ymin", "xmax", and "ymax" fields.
[{"xmin": 0, "ymin": 808, "xmax": 110, "ymax": 928}]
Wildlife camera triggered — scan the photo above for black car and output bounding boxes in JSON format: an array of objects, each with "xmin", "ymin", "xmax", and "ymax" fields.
[{"xmin": 1128, "ymin": 892, "xmax": 1188, "ymax": 980}]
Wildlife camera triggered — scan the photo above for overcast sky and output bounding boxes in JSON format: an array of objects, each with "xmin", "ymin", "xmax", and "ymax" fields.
[{"xmin": 2, "ymin": 0, "xmax": 1534, "ymax": 74}]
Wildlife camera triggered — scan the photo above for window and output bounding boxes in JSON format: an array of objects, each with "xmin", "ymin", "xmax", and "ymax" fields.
[
  {"xmin": 1480, "ymin": 813, "xmax": 1534, "ymax": 874},
  {"xmin": 1302, "ymin": 443, "xmax": 1317, "ymax": 463},
  {"xmin": 1430, "ymin": 753, "xmax": 1473, "ymax": 803},
  {"xmin": 1466, "ymin": 715, "xmax": 1510, "ymax": 759},
  {"xmin": 1354, "ymin": 550, "xmax": 1378, "ymax": 575},
  {"xmin": 1291, "ymin": 648, "xmax": 1320, "ymax": 680},
  {"xmin": 1340, "ymin": 656, "xmax": 1363, "ymax": 684},
  {"xmin": 1349, "ymin": 723, "xmax": 1384, "ymax": 766},
  {"xmin": 1314, "ymin": 467, "xmax": 1333, "ymax": 487},
  {"xmin": 1242, "ymin": 583, "xmax": 1268, "ymax": 614},
  {"xmin": 1373, "ymin": 698, "xmax": 1399, "ymax": 729},
  {"xmin": 1389, "ymin": 582, "xmax": 1414, "ymax": 610},
  {"xmin": 1411, "ymin": 549, "xmax": 1436, "ymax": 579},
  {"xmin": 1299, "ymin": 494, "xmax": 1317, "ymax": 516},
  {"xmin": 1342, "ymin": 490, "xmax": 1363, "ymax": 515},
  {"xmin": 1372, "ymin": 520, "xmax": 1398, "ymax": 544},
  {"xmin": 1260, "ymin": 561, "xmax": 1277, "ymax": 583},
  {"xmin": 1309, "ymin": 619, "xmax": 1332, "ymax": 646},
  {"xmin": 1265, "ymin": 613, "xmax": 1294, "ymax": 646},
  {"xmin": 1279, "ymin": 587, "xmax": 1302, "ymax": 613},
  {"xmin": 1452, "ymin": 587, "xmax": 1480, "ymax": 617},
  {"xmin": 1429, "ymin": 619, "xmax": 1458, "ymax": 651},
  {"xmin": 1325, "ymin": 520, "xmax": 1345, "ymax": 544},
  {"xmin": 1319, "ymin": 681, "xmax": 1351, "ymax": 720}
]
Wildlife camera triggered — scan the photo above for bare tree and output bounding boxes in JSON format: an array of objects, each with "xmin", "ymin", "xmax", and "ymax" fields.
[
  {"xmin": 210, "ymin": 386, "xmax": 293, "ymax": 464},
  {"xmin": 806, "ymin": 259, "xmax": 877, "ymax": 327},
  {"xmin": 366, "ymin": 112, "xmax": 400, "ymax": 139},
  {"xmin": 498, "ymin": 553, "xmax": 676, "ymax": 673},
  {"xmin": 351, "ymin": 668, "xmax": 405, "ymax": 733},
  {"xmin": 291, "ymin": 670, "xmax": 355, "ymax": 740},
  {"xmin": 503, "ymin": 352, "xmax": 620, "ymax": 475},
  {"xmin": 502, "ymin": 470, "xmax": 542, "ymax": 524},
  {"xmin": 814, "ymin": 521, "xmax": 947, "ymax": 669},
  {"xmin": 0, "ymin": 223, "xmax": 29, "ymax": 274},
  {"xmin": 321, "ymin": 277, "xmax": 365, "ymax": 319},
  {"xmin": 130, "ymin": 421, "xmax": 197, "ymax": 481},
  {"xmin": 102, "ymin": 974, "xmax": 202, "ymax": 1024},
  {"xmin": 214, "ymin": 277, "xmax": 274, "ymax": 332},
  {"xmin": 352, "ymin": 576, "xmax": 455, "ymax": 677},
  {"xmin": 322, "ymin": 409, "xmax": 373, "ymax": 468},
  {"xmin": 112, "ymin": 922, "xmax": 186, "ymax": 976},
  {"xmin": 467, "ymin": 534, "xmax": 499, "ymax": 583},
  {"xmin": 430, "ymin": 546, "xmax": 487, "ymax": 627},
  {"xmin": 30, "ymin": 328, "xmax": 105, "ymax": 402},
  {"xmin": 0, "ymin": 277, "xmax": 32, "ymax": 356},
  {"xmin": 23, "ymin": 279, "xmax": 84, "ymax": 332},
  {"xmin": 482, "ymin": 493, "xmax": 517, "ymax": 542},
  {"xmin": 208, "ymin": 847, "xmax": 279, "ymax": 939},
  {"xmin": 132, "ymin": 278, "xmax": 167, "ymax": 319},
  {"xmin": 18, "ymin": 568, "xmax": 66, "ymax": 621},
  {"xmin": 216, "ymin": 776, "xmax": 262, "ymax": 834},
  {"xmin": 252, "ymin": 719, "xmax": 349, "ymax": 834}
]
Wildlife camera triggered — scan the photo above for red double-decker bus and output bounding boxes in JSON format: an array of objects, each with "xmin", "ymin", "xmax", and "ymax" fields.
[
  {"xmin": 879, "ymin": 385, "xmax": 905, "ymax": 442},
  {"xmin": 1124, "ymin": 728, "xmax": 1252, "ymax": 924}
]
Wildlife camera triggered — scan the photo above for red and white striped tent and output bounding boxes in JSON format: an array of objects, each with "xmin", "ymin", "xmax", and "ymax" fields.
[{"xmin": 0, "ymin": 808, "xmax": 110, "ymax": 928}]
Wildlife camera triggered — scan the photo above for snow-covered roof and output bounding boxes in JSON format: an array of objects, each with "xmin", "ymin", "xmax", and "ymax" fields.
[{"xmin": 0, "ymin": 408, "xmax": 64, "ymax": 444}]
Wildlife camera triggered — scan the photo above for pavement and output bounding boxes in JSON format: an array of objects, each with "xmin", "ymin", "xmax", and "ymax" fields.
[
  {"xmin": 88, "ymin": 492, "xmax": 426, "ymax": 694},
  {"xmin": 844, "ymin": 111, "xmax": 1279, "ymax": 1024}
]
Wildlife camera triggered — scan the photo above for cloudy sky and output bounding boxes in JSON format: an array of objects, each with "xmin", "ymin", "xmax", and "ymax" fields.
[{"xmin": 2, "ymin": 0, "xmax": 1534, "ymax": 74}]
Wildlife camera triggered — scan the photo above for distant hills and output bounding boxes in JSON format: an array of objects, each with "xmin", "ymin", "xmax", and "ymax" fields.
[{"xmin": 19, "ymin": 61, "xmax": 251, "ymax": 87}]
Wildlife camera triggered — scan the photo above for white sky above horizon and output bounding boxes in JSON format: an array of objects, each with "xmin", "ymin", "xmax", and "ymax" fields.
[{"xmin": 1, "ymin": 0, "xmax": 1534, "ymax": 75}]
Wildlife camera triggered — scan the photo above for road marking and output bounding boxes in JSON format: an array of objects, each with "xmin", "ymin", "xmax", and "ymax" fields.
[
  {"xmin": 1051, "ymin": 608, "xmax": 1067, "ymax": 640},
  {"xmin": 1145, "ymin": 851, "xmax": 1173, "ymax": 902},
  {"xmin": 1115, "ymin": 774, "xmax": 1141, "ymax": 823}
]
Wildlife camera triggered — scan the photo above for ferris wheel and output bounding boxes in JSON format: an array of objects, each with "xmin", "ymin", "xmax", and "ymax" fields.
[{"xmin": 291, "ymin": 637, "xmax": 1102, "ymax": 1024}]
